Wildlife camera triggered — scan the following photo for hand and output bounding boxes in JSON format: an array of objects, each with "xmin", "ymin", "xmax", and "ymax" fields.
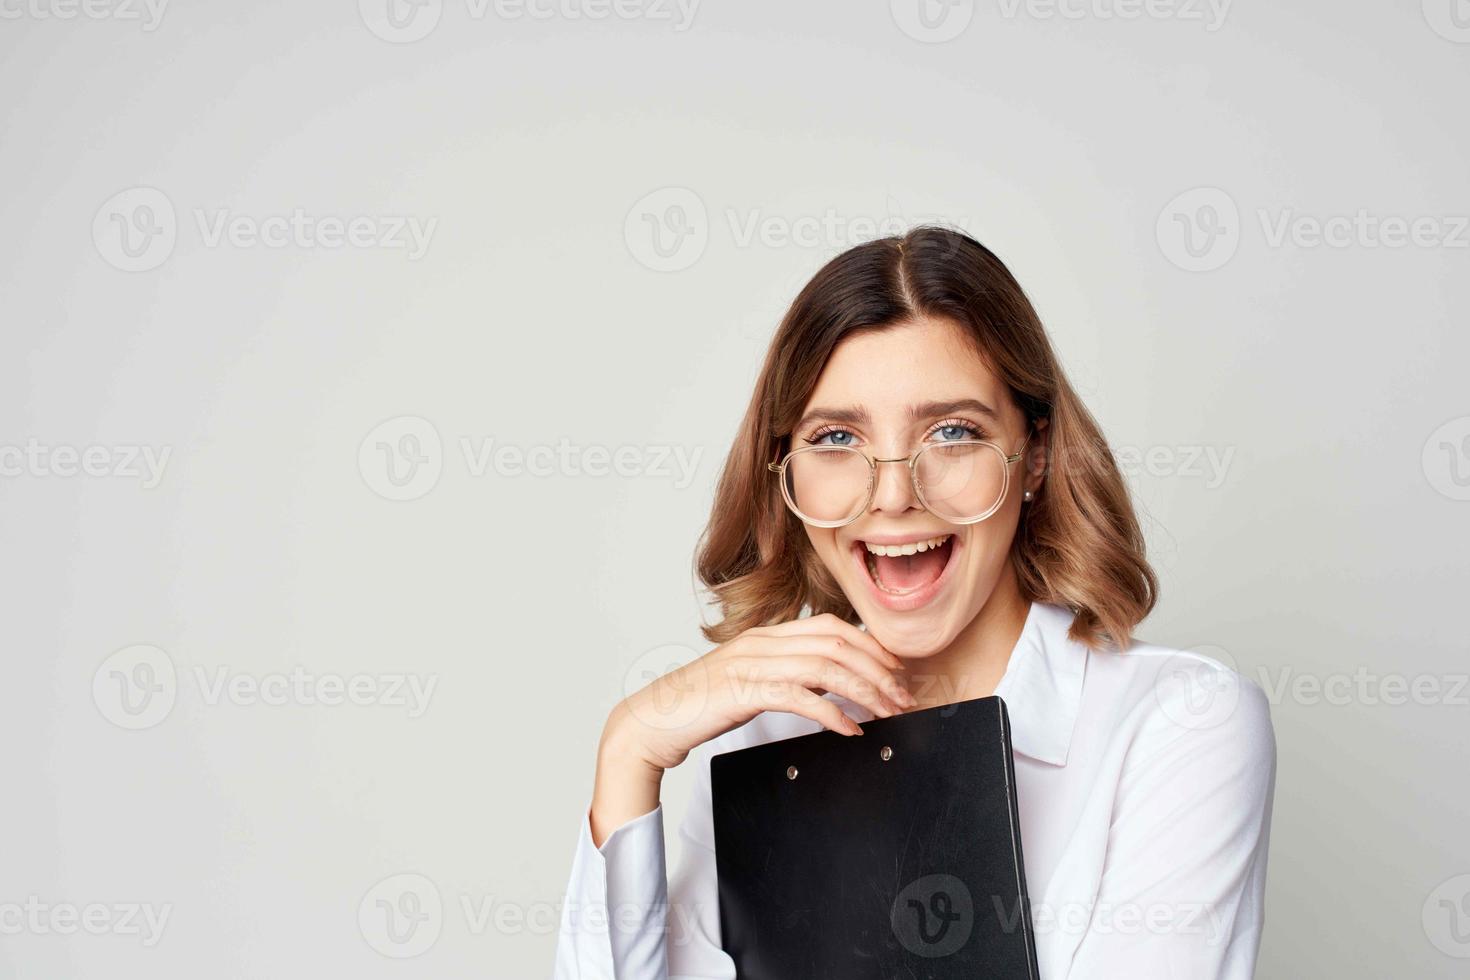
[{"xmin": 590, "ymin": 614, "xmax": 916, "ymax": 844}]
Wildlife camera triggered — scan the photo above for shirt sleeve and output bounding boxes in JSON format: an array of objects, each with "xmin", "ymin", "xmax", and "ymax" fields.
[
  {"xmin": 1065, "ymin": 667, "xmax": 1277, "ymax": 979},
  {"xmin": 552, "ymin": 744, "xmax": 735, "ymax": 980}
]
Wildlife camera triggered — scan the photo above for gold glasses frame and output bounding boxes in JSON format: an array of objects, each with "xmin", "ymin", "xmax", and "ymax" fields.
[{"xmin": 767, "ymin": 429, "xmax": 1033, "ymax": 528}]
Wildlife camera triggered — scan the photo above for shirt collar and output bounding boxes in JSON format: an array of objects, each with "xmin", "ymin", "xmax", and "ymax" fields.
[{"xmin": 993, "ymin": 600, "xmax": 1089, "ymax": 767}]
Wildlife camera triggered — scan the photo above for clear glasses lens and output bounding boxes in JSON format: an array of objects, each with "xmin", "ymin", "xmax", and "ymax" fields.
[
  {"xmin": 781, "ymin": 442, "xmax": 1009, "ymax": 526},
  {"xmin": 914, "ymin": 442, "xmax": 1007, "ymax": 523},
  {"xmin": 784, "ymin": 447, "xmax": 872, "ymax": 525}
]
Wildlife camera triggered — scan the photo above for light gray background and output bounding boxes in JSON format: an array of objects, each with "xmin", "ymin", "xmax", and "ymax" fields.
[{"xmin": 2, "ymin": 0, "xmax": 1467, "ymax": 976}]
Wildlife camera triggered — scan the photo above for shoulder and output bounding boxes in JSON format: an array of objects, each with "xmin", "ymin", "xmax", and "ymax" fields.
[{"xmin": 1086, "ymin": 634, "xmax": 1276, "ymax": 781}]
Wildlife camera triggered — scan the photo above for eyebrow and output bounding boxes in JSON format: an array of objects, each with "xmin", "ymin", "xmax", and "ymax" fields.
[{"xmin": 795, "ymin": 398, "xmax": 1001, "ymax": 433}]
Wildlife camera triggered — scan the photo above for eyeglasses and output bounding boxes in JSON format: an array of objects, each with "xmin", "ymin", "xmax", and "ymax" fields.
[{"xmin": 767, "ymin": 430, "xmax": 1032, "ymax": 528}]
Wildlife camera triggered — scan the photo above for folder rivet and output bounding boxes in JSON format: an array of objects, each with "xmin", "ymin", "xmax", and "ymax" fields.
[
  {"xmin": 786, "ymin": 765, "xmax": 798, "ymax": 780},
  {"xmin": 880, "ymin": 746, "xmax": 893, "ymax": 761}
]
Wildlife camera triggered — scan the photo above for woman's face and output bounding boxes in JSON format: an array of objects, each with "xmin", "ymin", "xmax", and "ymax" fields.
[{"xmin": 796, "ymin": 315, "xmax": 1044, "ymax": 658}]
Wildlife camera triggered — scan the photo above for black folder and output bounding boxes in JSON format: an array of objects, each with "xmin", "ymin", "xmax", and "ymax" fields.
[{"xmin": 710, "ymin": 695, "xmax": 1039, "ymax": 979}]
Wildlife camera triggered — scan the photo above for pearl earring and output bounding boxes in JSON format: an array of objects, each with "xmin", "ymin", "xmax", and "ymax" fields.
[{"xmin": 1023, "ymin": 489, "xmax": 1034, "ymax": 502}]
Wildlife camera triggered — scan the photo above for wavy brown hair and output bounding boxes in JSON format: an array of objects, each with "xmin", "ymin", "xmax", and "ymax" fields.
[{"xmin": 694, "ymin": 226, "xmax": 1157, "ymax": 652}]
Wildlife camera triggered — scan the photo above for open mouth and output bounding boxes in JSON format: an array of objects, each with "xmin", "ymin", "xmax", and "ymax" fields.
[{"xmin": 854, "ymin": 533, "xmax": 957, "ymax": 602}]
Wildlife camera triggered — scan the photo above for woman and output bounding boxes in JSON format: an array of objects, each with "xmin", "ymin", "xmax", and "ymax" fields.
[{"xmin": 553, "ymin": 226, "xmax": 1276, "ymax": 978}]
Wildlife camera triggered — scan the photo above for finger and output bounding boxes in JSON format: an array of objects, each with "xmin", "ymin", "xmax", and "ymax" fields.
[
  {"xmin": 812, "ymin": 638, "xmax": 919, "ymax": 710},
  {"xmin": 759, "ymin": 653, "xmax": 902, "ymax": 719},
  {"xmin": 754, "ymin": 634, "xmax": 915, "ymax": 710},
  {"xmin": 766, "ymin": 682, "xmax": 864, "ymax": 736},
  {"xmin": 768, "ymin": 613, "xmax": 903, "ymax": 670}
]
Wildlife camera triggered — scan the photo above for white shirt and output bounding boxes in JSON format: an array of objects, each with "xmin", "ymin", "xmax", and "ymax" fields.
[{"xmin": 553, "ymin": 600, "xmax": 1277, "ymax": 979}]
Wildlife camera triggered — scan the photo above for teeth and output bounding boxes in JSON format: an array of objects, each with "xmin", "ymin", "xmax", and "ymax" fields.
[{"xmin": 863, "ymin": 534, "xmax": 951, "ymax": 557}]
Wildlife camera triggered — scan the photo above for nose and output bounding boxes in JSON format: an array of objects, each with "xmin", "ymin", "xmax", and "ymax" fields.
[{"xmin": 868, "ymin": 454, "xmax": 923, "ymax": 515}]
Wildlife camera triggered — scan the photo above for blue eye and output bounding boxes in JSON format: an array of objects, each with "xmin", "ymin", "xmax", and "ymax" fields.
[
  {"xmin": 931, "ymin": 420, "xmax": 986, "ymax": 442},
  {"xmin": 811, "ymin": 428, "xmax": 856, "ymax": 447}
]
